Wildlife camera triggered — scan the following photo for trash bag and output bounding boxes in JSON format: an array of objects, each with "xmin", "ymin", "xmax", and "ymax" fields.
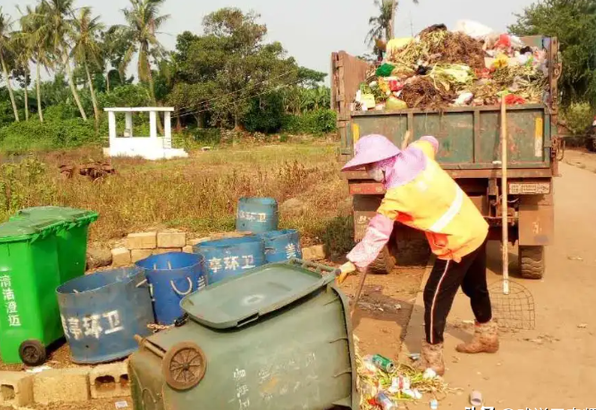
[
  {"xmin": 376, "ymin": 63, "xmax": 396, "ymax": 77},
  {"xmin": 386, "ymin": 97, "xmax": 408, "ymax": 111},
  {"xmin": 453, "ymin": 20, "xmax": 495, "ymax": 40}
]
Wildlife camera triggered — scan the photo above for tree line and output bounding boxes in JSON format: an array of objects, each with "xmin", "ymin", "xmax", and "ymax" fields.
[{"xmin": 0, "ymin": 0, "xmax": 334, "ymax": 140}]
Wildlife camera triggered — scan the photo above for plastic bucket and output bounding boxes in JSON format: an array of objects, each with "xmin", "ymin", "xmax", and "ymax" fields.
[
  {"xmin": 236, "ymin": 197, "xmax": 278, "ymax": 233},
  {"xmin": 56, "ymin": 267, "xmax": 154, "ymax": 364},
  {"xmin": 135, "ymin": 252, "xmax": 206, "ymax": 325},
  {"xmin": 259, "ymin": 229, "xmax": 302, "ymax": 263},
  {"xmin": 195, "ymin": 236, "xmax": 266, "ymax": 284}
]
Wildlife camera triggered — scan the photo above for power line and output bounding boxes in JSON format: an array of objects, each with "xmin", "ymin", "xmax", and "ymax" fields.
[
  {"xmin": 177, "ymin": 76, "xmax": 307, "ymax": 119},
  {"xmin": 173, "ymin": 69, "xmax": 299, "ymax": 117}
]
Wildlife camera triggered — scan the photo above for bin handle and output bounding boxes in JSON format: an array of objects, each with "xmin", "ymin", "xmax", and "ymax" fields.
[
  {"xmin": 171, "ymin": 277, "xmax": 193, "ymax": 296},
  {"xmin": 264, "ymin": 247, "xmax": 275, "ymax": 254},
  {"xmin": 288, "ymin": 258, "xmax": 340, "ymax": 276}
]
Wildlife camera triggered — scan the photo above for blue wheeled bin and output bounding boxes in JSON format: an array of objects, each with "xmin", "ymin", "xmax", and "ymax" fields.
[
  {"xmin": 259, "ymin": 229, "xmax": 303, "ymax": 263},
  {"xmin": 195, "ymin": 236, "xmax": 266, "ymax": 285},
  {"xmin": 235, "ymin": 197, "xmax": 278, "ymax": 233},
  {"xmin": 136, "ymin": 252, "xmax": 206, "ymax": 326},
  {"xmin": 56, "ymin": 267, "xmax": 154, "ymax": 364}
]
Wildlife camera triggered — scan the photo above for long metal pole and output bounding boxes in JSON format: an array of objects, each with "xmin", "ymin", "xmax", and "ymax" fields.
[
  {"xmin": 501, "ymin": 98, "xmax": 510, "ymax": 295},
  {"xmin": 390, "ymin": 0, "xmax": 398, "ymax": 39}
]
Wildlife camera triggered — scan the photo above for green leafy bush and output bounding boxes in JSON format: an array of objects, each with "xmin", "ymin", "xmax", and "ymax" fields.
[
  {"xmin": 281, "ymin": 109, "xmax": 337, "ymax": 135},
  {"xmin": 562, "ymin": 102, "xmax": 595, "ymax": 136}
]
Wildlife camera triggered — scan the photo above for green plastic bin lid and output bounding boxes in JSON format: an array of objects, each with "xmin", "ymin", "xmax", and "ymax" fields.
[
  {"xmin": 0, "ymin": 218, "xmax": 66, "ymax": 244},
  {"xmin": 13, "ymin": 206, "xmax": 98, "ymax": 224},
  {"xmin": 180, "ymin": 263, "xmax": 335, "ymax": 330}
]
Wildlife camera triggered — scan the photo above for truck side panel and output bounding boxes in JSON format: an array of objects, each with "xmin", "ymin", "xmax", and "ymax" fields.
[{"xmin": 345, "ymin": 107, "xmax": 551, "ymax": 170}]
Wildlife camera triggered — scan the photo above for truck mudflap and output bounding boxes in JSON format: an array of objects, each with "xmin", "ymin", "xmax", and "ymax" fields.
[{"xmin": 518, "ymin": 192, "xmax": 554, "ymax": 247}]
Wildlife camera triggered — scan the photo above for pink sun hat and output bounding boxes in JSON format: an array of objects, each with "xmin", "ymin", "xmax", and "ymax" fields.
[{"xmin": 341, "ymin": 134, "xmax": 401, "ymax": 171}]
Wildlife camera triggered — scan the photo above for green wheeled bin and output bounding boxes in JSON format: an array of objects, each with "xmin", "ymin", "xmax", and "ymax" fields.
[
  {"xmin": 0, "ymin": 218, "xmax": 67, "ymax": 366},
  {"xmin": 129, "ymin": 259, "xmax": 358, "ymax": 410},
  {"xmin": 11, "ymin": 206, "xmax": 98, "ymax": 283}
]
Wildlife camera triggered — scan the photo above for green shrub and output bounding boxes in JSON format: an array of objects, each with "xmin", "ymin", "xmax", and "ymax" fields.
[
  {"xmin": 562, "ymin": 102, "xmax": 595, "ymax": 136},
  {"xmin": 282, "ymin": 109, "xmax": 337, "ymax": 135},
  {"xmin": 0, "ymin": 119, "xmax": 101, "ymax": 154}
]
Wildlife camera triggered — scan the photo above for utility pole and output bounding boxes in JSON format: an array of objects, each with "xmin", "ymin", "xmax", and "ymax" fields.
[{"xmin": 390, "ymin": 0, "xmax": 398, "ymax": 39}]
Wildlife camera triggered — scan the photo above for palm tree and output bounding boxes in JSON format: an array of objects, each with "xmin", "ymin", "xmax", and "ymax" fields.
[
  {"xmin": 19, "ymin": 4, "xmax": 53, "ymax": 122},
  {"xmin": 122, "ymin": 0, "xmax": 170, "ymax": 105},
  {"xmin": 10, "ymin": 32, "xmax": 31, "ymax": 120},
  {"xmin": 0, "ymin": 8, "xmax": 19, "ymax": 122},
  {"xmin": 42, "ymin": 0, "xmax": 87, "ymax": 120},
  {"xmin": 72, "ymin": 7, "xmax": 104, "ymax": 127},
  {"xmin": 366, "ymin": 0, "xmax": 418, "ymax": 55}
]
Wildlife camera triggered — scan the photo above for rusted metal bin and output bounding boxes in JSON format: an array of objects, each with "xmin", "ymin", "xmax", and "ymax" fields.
[{"xmin": 129, "ymin": 260, "xmax": 358, "ymax": 410}]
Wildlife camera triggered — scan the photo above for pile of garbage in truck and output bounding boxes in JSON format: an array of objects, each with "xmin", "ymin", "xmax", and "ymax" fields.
[{"xmin": 354, "ymin": 20, "xmax": 550, "ymax": 111}]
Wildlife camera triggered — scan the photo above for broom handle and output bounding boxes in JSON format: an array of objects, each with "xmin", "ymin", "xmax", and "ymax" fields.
[{"xmin": 501, "ymin": 98, "xmax": 510, "ymax": 295}]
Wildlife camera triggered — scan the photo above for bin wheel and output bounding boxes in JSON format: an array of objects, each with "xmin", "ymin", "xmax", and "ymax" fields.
[
  {"xmin": 19, "ymin": 340, "xmax": 47, "ymax": 367},
  {"xmin": 162, "ymin": 342, "xmax": 206, "ymax": 391}
]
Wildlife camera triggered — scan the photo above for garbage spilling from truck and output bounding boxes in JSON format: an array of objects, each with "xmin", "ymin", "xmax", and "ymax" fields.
[
  {"xmin": 354, "ymin": 336, "xmax": 451, "ymax": 409},
  {"xmin": 354, "ymin": 20, "xmax": 550, "ymax": 111}
]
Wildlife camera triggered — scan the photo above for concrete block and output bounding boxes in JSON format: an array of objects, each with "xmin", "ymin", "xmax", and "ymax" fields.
[
  {"xmin": 152, "ymin": 248, "xmax": 182, "ymax": 255},
  {"xmin": 131, "ymin": 249, "xmax": 153, "ymax": 263},
  {"xmin": 89, "ymin": 361, "xmax": 130, "ymax": 399},
  {"xmin": 183, "ymin": 245, "xmax": 193, "ymax": 253},
  {"xmin": 33, "ymin": 368, "xmax": 90, "ymax": 404},
  {"xmin": 0, "ymin": 371, "xmax": 34, "ymax": 407},
  {"xmin": 111, "ymin": 247, "xmax": 131, "ymax": 267},
  {"xmin": 125, "ymin": 232, "xmax": 157, "ymax": 250},
  {"xmin": 302, "ymin": 245, "xmax": 326, "ymax": 261},
  {"xmin": 157, "ymin": 231, "xmax": 186, "ymax": 248}
]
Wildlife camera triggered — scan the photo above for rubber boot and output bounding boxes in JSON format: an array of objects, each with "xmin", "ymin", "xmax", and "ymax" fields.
[
  {"xmin": 418, "ymin": 340, "xmax": 445, "ymax": 376},
  {"xmin": 456, "ymin": 320, "xmax": 499, "ymax": 354}
]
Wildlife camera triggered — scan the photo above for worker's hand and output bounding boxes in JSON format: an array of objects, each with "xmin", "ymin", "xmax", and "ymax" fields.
[{"xmin": 337, "ymin": 261, "xmax": 357, "ymax": 285}]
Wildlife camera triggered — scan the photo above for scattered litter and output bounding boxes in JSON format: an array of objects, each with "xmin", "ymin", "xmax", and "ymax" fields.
[
  {"xmin": 26, "ymin": 365, "xmax": 52, "ymax": 373},
  {"xmin": 115, "ymin": 401, "xmax": 129, "ymax": 409},
  {"xmin": 462, "ymin": 319, "xmax": 475, "ymax": 325},
  {"xmin": 356, "ymin": 340, "xmax": 451, "ymax": 410},
  {"xmin": 409, "ymin": 353, "xmax": 421, "ymax": 361},
  {"xmin": 430, "ymin": 398, "xmax": 439, "ymax": 409},
  {"xmin": 201, "ymin": 147, "xmax": 212, "ymax": 151},
  {"xmin": 470, "ymin": 390, "xmax": 483, "ymax": 406},
  {"xmin": 578, "ymin": 323, "xmax": 588, "ymax": 329},
  {"xmin": 395, "ymin": 304, "xmax": 402, "ymax": 310},
  {"xmin": 423, "ymin": 368, "xmax": 437, "ymax": 379},
  {"xmin": 567, "ymin": 256, "xmax": 584, "ymax": 261}
]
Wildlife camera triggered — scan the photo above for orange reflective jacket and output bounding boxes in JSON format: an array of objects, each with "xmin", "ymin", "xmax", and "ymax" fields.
[{"xmin": 377, "ymin": 140, "xmax": 489, "ymax": 262}]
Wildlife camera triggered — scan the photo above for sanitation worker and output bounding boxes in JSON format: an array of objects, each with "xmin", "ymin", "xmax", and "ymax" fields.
[{"xmin": 339, "ymin": 134, "xmax": 499, "ymax": 376}]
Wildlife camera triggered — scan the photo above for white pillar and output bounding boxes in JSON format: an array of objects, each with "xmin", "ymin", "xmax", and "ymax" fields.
[
  {"xmin": 108, "ymin": 112, "xmax": 117, "ymax": 140},
  {"xmin": 149, "ymin": 111, "xmax": 157, "ymax": 139},
  {"xmin": 164, "ymin": 111, "xmax": 172, "ymax": 149},
  {"xmin": 125, "ymin": 112, "xmax": 133, "ymax": 137}
]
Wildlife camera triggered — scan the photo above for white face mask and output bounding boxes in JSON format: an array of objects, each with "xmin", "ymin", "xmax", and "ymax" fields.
[{"xmin": 367, "ymin": 167, "xmax": 385, "ymax": 182}]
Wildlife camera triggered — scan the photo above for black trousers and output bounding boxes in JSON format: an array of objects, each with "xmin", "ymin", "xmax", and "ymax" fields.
[{"xmin": 423, "ymin": 240, "xmax": 492, "ymax": 344}]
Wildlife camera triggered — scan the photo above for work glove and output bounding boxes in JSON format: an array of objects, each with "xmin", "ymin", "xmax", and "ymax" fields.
[{"xmin": 337, "ymin": 261, "xmax": 357, "ymax": 285}]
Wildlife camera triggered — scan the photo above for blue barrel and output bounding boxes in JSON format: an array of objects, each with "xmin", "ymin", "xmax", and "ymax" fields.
[
  {"xmin": 259, "ymin": 229, "xmax": 303, "ymax": 263},
  {"xmin": 135, "ymin": 252, "xmax": 206, "ymax": 326},
  {"xmin": 236, "ymin": 197, "xmax": 279, "ymax": 233},
  {"xmin": 56, "ymin": 267, "xmax": 154, "ymax": 364},
  {"xmin": 195, "ymin": 236, "xmax": 266, "ymax": 284}
]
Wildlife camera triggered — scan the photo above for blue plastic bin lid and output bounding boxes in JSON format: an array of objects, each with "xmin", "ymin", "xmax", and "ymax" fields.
[{"xmin": 180, "ymin": 263, "xmax": 334, "ymax": 330}]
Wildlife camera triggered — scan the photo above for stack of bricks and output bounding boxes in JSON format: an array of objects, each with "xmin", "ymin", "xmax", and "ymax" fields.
[{"xmin": 111, "ymin": 230, "xmax": 192, "ymax": 267}]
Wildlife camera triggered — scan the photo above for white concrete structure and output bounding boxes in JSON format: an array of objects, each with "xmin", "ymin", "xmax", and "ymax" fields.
[{"xmin": 103, "ymin": 107, "xmax": 188, "ymax": 160}]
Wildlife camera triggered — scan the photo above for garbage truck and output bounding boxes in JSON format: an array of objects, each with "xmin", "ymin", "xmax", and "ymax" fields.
[{"xmin": 331, "ymin": 35, "xmax": 563, "ymax": 279}]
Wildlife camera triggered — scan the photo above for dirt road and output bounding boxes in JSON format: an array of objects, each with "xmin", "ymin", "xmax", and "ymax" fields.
[{"xmin": 397, "ymin": 162, "xmax": 596, "ymax": 408}]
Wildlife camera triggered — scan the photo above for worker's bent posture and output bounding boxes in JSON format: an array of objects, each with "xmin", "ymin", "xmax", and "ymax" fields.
[{"xmin": 340, "ymin": 134, "xmax": 499, "ymax": 376}]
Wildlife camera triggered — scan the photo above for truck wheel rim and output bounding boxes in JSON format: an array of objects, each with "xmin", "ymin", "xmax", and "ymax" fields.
[{"xmin": 162, "ymin": 342, "xmax": 206, "ymax": 391}]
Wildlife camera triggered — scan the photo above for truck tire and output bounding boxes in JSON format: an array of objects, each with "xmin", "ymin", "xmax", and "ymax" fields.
[
  {"xmin": 519, "ymin": 246, "xmax": 545, "ymax": 280},
  {"xmin": 586, "ymin": 136, "xmax": 596, "ymax": 152},
  {"xmin": 368, "ymin": 246, "xmax": 396, "ymax": 274}
]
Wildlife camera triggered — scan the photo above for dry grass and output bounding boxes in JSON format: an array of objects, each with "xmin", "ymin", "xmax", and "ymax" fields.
[{"xmin": 0, "ymin": 142, "xmax": 354, "ymax": 253}]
